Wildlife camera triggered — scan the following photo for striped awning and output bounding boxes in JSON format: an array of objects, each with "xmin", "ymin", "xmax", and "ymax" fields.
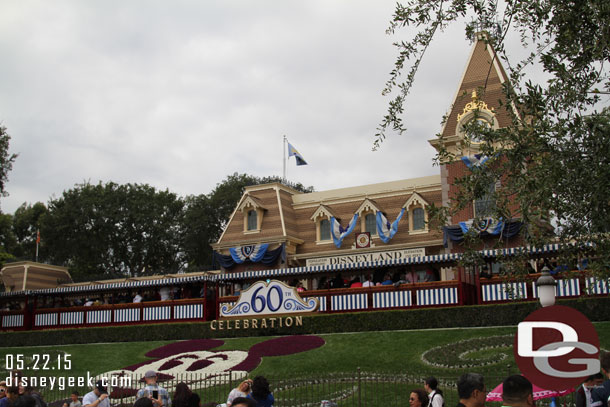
[
  {"xmin": 216, "ymin": 243, "xmax": 564, "ymax": 282},
  {"xmin": 216, "ymin": 253, "xmax": 461, "ymax": 282},
  {"xmin": 0, "ymin": 275, "xmax": 215, "ymax": 298},
  {"xmin": 479, "ymin": 243, "xmax": 561, "ymax": 258}
]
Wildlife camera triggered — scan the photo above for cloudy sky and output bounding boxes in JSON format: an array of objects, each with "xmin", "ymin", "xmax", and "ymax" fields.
[{"xmin": 0, "ymin": 1, "xmax": 475, "ymax": 213}]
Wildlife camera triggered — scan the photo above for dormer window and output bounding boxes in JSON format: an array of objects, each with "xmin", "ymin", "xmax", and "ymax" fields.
[
  {"xmin": 356, "ymin": 198, "xmax": 382, "ymax": 238},
  {"xmin": 412, "ymin": 207, "xmax": 425, "ymax": 230},
  {"xmin": 238, "ymin": 194, "xmax": 266, "ymax": 234},
  {"xmin": 403, "ymin": 192, "xmax": 429, "ymax": 234},
  {"xmin": 319, "ymin": 219, "xmax": 331, "ymax": 241},
  {"xmin": 310, "ymin": 204, "xmax": 336, "ymax": 244},
  {"xmin": 247, "ymin": 210, "xmax": 258, "ymax": 231},
  {"xmin": 364, "ymin": 213, "xmax": 377, "ymax": 235}
]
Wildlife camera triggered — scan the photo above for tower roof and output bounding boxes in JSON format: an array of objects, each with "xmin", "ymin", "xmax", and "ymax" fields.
[{"xmin": 438, "ymin": 32, "xmax": 512, "ymax": 140}]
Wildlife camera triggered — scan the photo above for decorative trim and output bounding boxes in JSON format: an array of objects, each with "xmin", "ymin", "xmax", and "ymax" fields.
[{"xmin": 310, "ymin": 204, "xmax": 338, "ymax": 221}]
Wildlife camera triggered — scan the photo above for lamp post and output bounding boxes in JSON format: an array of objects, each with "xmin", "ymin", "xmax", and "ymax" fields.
[{"xmin": 537, "ymin": 266, "xmax": 557, "ymax": 307}]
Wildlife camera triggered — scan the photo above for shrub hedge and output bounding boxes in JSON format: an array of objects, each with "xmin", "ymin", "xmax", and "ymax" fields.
[{"xmin": 1, "ymin": 297, "xmax": 608, "ymax": 347}]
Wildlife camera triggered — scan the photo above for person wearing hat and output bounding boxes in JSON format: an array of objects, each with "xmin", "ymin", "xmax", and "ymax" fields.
[
  {"xmin": 136, "ymin": 371, "xmax": 170, "ymax": 407},
  {"xmin": 82, "ymin": 380, "xmax": 109, "ymax": 407}
]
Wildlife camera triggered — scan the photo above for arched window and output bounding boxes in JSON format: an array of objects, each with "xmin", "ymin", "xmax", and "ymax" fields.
[
  {"xmin": 319, "ymin": 219, "xmax": 331, "ymax": 241},
  {"xmin": 365, "ymin": 213, "xmax": 377, "ymax": 235},
  {"xmin": 412, "ymin": 208, "xmax": 425, "ymax": 230},
  {"xmin": 247, "ymin": 210, "xmax": 258, "ymax": 231}
]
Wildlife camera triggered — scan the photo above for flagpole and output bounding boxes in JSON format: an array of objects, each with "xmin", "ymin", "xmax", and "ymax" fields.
[
  {"xmin": 35, "ymin": 229, "xmax": 40, "ymax": 262},
  {"xmin": 283, "ymin": 135, "xmax": 287, "ymax": 182}
]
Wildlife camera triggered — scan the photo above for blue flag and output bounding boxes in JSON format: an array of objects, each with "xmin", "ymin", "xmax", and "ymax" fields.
[{"xmin": 287, "ymin": 142, "xmax": 308, "ymax": 166}]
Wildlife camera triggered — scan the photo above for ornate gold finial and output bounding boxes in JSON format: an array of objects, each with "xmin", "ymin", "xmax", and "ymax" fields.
[{"xmin": 457, "ymin": 89, "xmax": 494, "ymax": 123}]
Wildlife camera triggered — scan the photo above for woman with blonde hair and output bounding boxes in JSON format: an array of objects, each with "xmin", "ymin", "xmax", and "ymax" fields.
[{"xmin": 226, "ymin": 379, "xmax": 252, "ymax": 407}]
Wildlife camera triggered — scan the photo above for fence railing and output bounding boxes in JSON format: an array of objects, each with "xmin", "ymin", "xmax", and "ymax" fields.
[{"xmin": 30, "ymin": 371, "xmax": 577, "ymax": 407}]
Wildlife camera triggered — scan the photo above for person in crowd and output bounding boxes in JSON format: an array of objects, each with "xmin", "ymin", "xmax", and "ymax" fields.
[
  {"xmin": 296, "ymin": 282, "xmax": 306, "ymax": 292},
  {"xmin": 350, "ymin": 277, "xmax": 362, "ymax": 288},
  {"xmin": 159, "ymin": 286, "xmax": 171, "ymax": 301},
  {"xmin": 13, "ymin": 396, "xmax": 36, "ymax": 407},
  {"xmin": 82, "ymin": 381, "xmax": 109, "ymax": 407},
  {"xmin": 5, "ymin": 387, "xmax": 19, "ymax": 406},
  {"xmin": 457, "ymin": 373, "xmax": 486, "ymax": 407},
  {"xmin": 247, "ymin": 376, "xmax": 274, "ymax": 407},
  {"xmin": 501, "ymin": 375, "xmax": 534, "ymax": 407},
  {"xmin": 69, "ymin": 391, "xmax": 82, "ymax": 407},
  {"xmin": 136, "ymin": 371, "xmax": 170, "ymax": 407},
  {"xmin": 330, "ymin": 274, "xmax": 345, "ymax": 289},
  {"xmin": 424, "ymin": 377, "xmax": 444, "ymax": 407},
  {"xmin": 405, "ymin": 268, "xmax": 419, "ymax": 283},
  {"xmin": 134, "ymin": 398, "xmax": 153, "ymax": 407},
  {"xmin": 362, "ymin": 275, "xmax": 374, "ymax": 287},
  {"xmin": 0, "ymin": 382, "xmax": 9, "ymax": 407},
  {"xmin": 172, "ymin": 383, "xmax": 199, "ymax": 407},
  {"xmin": 409, "ymin": 389, "xmax": 429, "ymax": 407},
  {"xmin": 591, "ymin": 352, "xmax": 610, "ymax": 407},
  {"xmin": 230, "ymin": 398, "xmax": 256, "ymax": 407},
  {"xmin": 133, "ymin": 292, "xmax": 143, "ymax": 303},
  {"xmin": 226, "ymin": 380, "xmax": 252, "ymax": 407},
  {"xmin": 19, "ymin": 385, "xmax": 45, "ymax": 407},
  {"xmin": 62, "ymin": 403, "xmax": 68, "ymax": 407},
  {"xmin": 576, "ymin": 373, "xmax": 604, "ymax": 407},
  {"xmin": 424, "ymin": 268, "xmax": 440, "ymax": 282},
  {"xmin": 381, "ymin": 274, "xmax": 393, "ymax": 286}
]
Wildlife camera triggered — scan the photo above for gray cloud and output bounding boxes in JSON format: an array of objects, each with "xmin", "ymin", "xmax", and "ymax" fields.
[{"xmin": 0, "ymin": 0, "xmax": 474, "ymax": 212}]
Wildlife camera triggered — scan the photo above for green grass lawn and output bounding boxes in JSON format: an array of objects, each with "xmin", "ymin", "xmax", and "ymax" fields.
[
  {"xmin": 1, "ymin": 322, "xmax": 609, "ymax": 406},
  {"xmin": 2, "ymin": 322, "xmax": 609, "ymax": 378}
]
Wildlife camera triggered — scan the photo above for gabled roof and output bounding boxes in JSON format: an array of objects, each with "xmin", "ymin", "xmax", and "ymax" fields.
[
  {"xmin": 310, "ymin": 204, "xmax": 339, "ymax": 221},
  {"xmin": 403, "ymin": 192, "xmax": 429, "ymax": 208},
  {"xmin": 355, "ymin": 198, "xmax": 382, "ymax": 215},
  {"xmin": 430, "ymin": 32, "xmax": 513, "ymax": 151},
  {"xmin": 237, "ymin": 194, "xmax": 267, "ymax": 212}
]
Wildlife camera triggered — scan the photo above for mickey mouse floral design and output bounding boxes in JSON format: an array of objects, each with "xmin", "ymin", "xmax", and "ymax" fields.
[{"xmin": 99, "ymin": 335, "xmax": 325, "ymax": 397}]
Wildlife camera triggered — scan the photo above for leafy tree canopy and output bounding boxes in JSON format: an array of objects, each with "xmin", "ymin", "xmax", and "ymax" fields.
[
  {"xmin": 41, "ymin": 182, "xmax": 185, "ymax": 281},
  {"xmin": 0, "ymin": 125, "xmax": 17, "ymax": 201},
  {"xmin": 376, "ymin": 0, "xmax": 610, "ymax": 274}
]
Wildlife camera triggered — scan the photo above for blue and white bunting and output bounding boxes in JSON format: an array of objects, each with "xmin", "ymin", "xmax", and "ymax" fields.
[
  {"xmin": 330, "ymin": 214, "xmax": 359, "ymax": 248},
  {"xmin": 229, "ymin": 243, "xmax": 269, "ymax": 264},
  {"xmin": 376, "ymin": 208, "xmax": 405, "ymax": 244},
  {"xmin": 459, "ymin": 218, "xmax": 504, "ymax": 235},
  {"xmin": 461, "ymin": 154, "xmax": 489, "ymax": 169}
]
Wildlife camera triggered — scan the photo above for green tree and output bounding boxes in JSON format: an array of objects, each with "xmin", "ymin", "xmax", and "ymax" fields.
[
  {"xmin": 376, "ymin": 0, "xmax": 610, "ymax": 273},
  {"xmin": 12, "ymin": 202, "xmax": 48, "ymax": 260},
  {"xmin": 41, "ymin": 182, "xmax": 185, "ymax": 281},
  {"xmin": 0, "ymin": 125, "xmax": 17, "ymax": 200}
]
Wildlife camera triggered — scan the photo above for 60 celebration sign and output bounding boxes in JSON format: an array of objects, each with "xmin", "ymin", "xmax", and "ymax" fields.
[{"xmin": 220, "ymin": 280, "xmax": 318, "ymax": 317}]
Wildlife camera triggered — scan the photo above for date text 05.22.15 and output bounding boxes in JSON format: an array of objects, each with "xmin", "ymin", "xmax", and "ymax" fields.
[{"xmin": 5, "ymin": 354, "xmax": 72, "ymax": 371}]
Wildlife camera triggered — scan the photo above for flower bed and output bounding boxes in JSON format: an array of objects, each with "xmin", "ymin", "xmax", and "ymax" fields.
[{"xmin": 421, "ymin": 335, "xmax": 513, "ymax": 369}]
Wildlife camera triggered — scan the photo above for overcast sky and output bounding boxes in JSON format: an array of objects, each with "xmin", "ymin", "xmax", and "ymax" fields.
[{"xmin": 0, "ymin": 1, "xmax": 475, "ymax": 213}]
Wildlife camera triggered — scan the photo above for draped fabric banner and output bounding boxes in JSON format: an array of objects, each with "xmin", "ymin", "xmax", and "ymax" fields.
[
  {"xmin": 230, "ymin": 243, "xmax": 269, "ymax": 264},
  {"xmin": 331, "ymin": 214, "xmax": 359, "ymax": 248},
  {"xmin": 443, "ymin": 220, "xmax": 522, "ymax": 247},
  {"xmin": 376, "ymin": 208, "xmax": 405, "ymax": 244},
  {"xmin": 461, "ymin": 154, "xmax": 489, "ymax": 169},
  {"xmin": 214, "ymin": 244, "xmax": 284, "ymax": 269},
  {"xmin": 459, "ymin": 218, "xmax": 504, "ymax": 235}
]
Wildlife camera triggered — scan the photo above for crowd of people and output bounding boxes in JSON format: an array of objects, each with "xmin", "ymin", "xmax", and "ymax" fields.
[{"xmin": 1, "ymin": 353, "xmax": 610, "ymax": 407}]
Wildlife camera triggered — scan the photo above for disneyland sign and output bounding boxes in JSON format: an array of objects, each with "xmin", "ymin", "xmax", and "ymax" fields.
[{"xmin": 305, "ymin": 247, "xmax": 426, "ymax": 267}]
